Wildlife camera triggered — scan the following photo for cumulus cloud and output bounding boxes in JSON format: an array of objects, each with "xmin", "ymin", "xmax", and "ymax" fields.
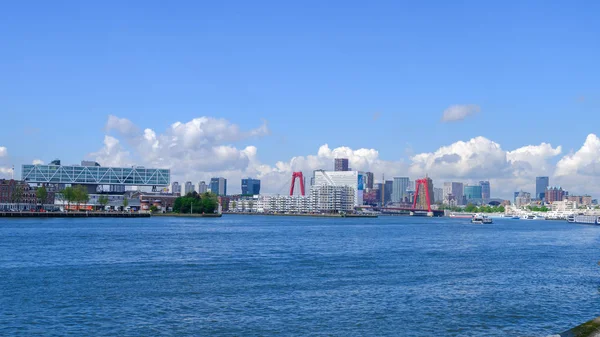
[
  {"xmin": 106, "ymin": 115, "xmax": 139, "ymax": 136},
  {"xmin": 441, "ymin": 104, "xmax": 481, "ymax": 122},
  {"xmin": 407, "ymin": 137, "xmax": 562, "ymax": 196},
  {"xmin": 88, "ymin": 115, "xmax": 600, "ymax": 197},
  {"xmin": 0, "ymin": 146, "xmax": 7, "ymax": 157},
  {"xmin": 556, "ymin": 134, "xmax": 600, "ymax": 177},
  {"xmin": 32, "ymin": 159, "xmax": 44, "ymax": 165}
]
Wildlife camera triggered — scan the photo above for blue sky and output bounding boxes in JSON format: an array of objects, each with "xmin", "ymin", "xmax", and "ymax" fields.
[{"xmin": 1, "ymin": 1, "xmax": 599, "ymax": 195}]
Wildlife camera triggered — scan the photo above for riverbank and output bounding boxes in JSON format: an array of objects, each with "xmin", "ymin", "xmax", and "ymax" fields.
[
  {"xmin": 224, "ymin": 212, "xmax": 378, "ymax": 218},
  {"xmin": 0, "ymin": 211, "xmax": 150, "ymax": 218},
  {"xmin": 152, "ymin": 213, "xmax": 222, "ymax": 218},
  {"xmin": 558, "ymin": 316, "xmax": 600, "ymax": 336}
]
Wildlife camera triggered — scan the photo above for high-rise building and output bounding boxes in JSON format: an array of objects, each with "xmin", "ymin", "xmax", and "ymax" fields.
[
  {"xmin": 198, "ymin": 181, "xmax": 207, "ymax": 194},
  {"xmin": 536, "ymin": 176, "xmax": 549, "ymax": 200},
  {"xmin": 184, "ymin": 181, "xmax": 194, "ymax": 195},
  {"xmin": 334, "ymin": 158, "xmax": 349, "ymax": 171},
  {"xmin": 172, "ymin": 182, "xmax": 181, "ymax": 195},
  {"xmin": 516, "ymin": 191, "xmax": 531, "ymax": 207},
  {"xmin": 241, "ymin": 178, "xmax": 261, "ymax": 195},
  {"xmin": 415, "ymin": 177, "xmax": 434, "ymax": 209},
  {"xmin": 365, "ymin": 172, "xmax": 374, "ymax": 190},
  {"xmin": 210, "ymin": 177, "xmax": 227, "ymax": 196},
  {"xmin": 392, "ymin": 177, "xmax": 410, "ymax": 203},
  {"xmin": 545, "ymin": 186, "xmax": 566, "ymax": 203},
  {"xmin": 464, "ymin": 185, "xmax": 483, "ymax": 204},
  {"xmin": 479, "ymin": 181, "xmax": 491, "ymax": 203},
  {"xmin": 434, "ymin": 187, "xmax": 443, "ymax": 203},
  {"xmin": 383, "ymin": 180, "xmax": 393, "ymax": 205},
  {"xmin": 443, "ymin": 182, "xmax": 464, "ymax": 205}
]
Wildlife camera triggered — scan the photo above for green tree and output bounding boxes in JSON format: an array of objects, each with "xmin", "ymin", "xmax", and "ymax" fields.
[
  {"xmin": 230, "ymin": 201, "xmax": 237, "ymax": 211},
  {"xmin": 464, "ymin": 203, "xmax": 477, "ymax": 213},
  {"xmin": 98, "ymin": 195, "xmax": 109, "ymax": 211},
  {"xmin": 73, "ymin": 185, "xmax": 89, "ymax": 211},
  {"xmin": 150, "ymin": 205, "xmax": 158, "ymax": 212},
  {"xmin": 10, "ymin": 184, "xmax": 23, "ymax": 204},
  {"xmin": 122, "ymin": 198, "xmax": 129, "ymax": 211},
  {"xmin": 37, "ymin": 186, "xmax": 48, "ymax": 210},
  {"xmin": 498, "ymin": 205, "xmax": 505, "ymax": 213},
  {"xmin": 60, "ymin": 186, "xmax": 75, "ymax": 211}
]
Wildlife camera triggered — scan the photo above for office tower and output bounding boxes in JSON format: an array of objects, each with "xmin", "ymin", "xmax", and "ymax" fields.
[
  {"xmin": 198, "ymin": 181, "xmax": 207, "ymax": 194},
  {"xmin": 334, "ymin": 158, "xmax": 349, "ymax": 171},
  {"xmin": 384, "ymin": 180, "xmax": 393, "ymax": 205},
  {"xmin": 536, "ymin": 177, "xmax": 549, "ymax": 200},
  {"xmin": 464, "ymin": 185, "xmax": 483, "ymax": 203},
  {"xmin": 210, "ymin": 177, "xmax": 227, "ymax": 196},
  {"xmin": 479, "ymin": 181, "xmax": 490, "ymax": 203},
  {"xmin": 434, "ymin": 187, "xmax": 443, "ymax": 203},
  {"xmin": 241, "ymin": 178, "xmax": 261, "ymax": 195},
  {"xmin": 364, "ymin": 172, "xmax": 374, "ymax": 190},
  {"xmin": 184, "ymin": 181, "xmax": 194, "ymax": 195},
  {"xmin": 443, "ymin": 182, "xmax": 464, "ymax": 205},
  {"xmin": 172, "ymin": 182, "xmax": 181, "ymax": 195},
  {"xmin": 392, "ymin": 177, "xmax": 410, "ymax": 203}
]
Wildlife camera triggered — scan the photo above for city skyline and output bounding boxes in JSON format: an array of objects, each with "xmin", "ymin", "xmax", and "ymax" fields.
[
  {"xmin": 2, "ymin": 131, "xmax": 600, "ymax": 199},
  {"xmin": 0, "ymin": 2, "xmax": 599, "ymax": 198}
]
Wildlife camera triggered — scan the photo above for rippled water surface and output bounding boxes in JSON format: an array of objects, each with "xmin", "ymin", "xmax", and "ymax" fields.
[{"xmin": 1, "ymin": 216, "xmax": 600, "ymax": 336}]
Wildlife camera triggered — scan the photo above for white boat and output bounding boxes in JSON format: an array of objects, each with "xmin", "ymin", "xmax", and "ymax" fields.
[
  {"xmin": 471, "ymin": 214, "xmax": 493, "ymax": 224},
  {"xmin": 521, "ymin": 214, "xmax": 543, "ymax": 220},
  {"xmin": 569, "ymin": 215, "xmax": 600, "ymax": 225}
]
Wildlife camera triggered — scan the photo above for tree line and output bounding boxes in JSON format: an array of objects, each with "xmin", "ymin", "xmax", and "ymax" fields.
[
  {"xmin": 441, "ymin": 203, "xmax": 506, "ymax": 213},
  {"xmin": 173, "ymin": 191, "xmax": 218, "ymax": 214}
]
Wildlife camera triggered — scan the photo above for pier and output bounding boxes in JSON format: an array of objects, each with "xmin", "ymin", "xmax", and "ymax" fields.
[{"xmin": 0, "ymin": 212, "xmax": 151, "ymax": 218}]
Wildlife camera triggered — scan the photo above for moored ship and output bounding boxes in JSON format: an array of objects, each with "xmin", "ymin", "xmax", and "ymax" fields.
[{"xmin": 567, "ymin": 214, "xmax": 600, "ymax": 225}]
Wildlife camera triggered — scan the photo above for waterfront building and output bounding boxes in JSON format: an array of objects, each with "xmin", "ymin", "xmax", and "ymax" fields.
[
  {"xmin": 241, "ymin": 178, "xmax": 261, "ymax": 195},
  {"xmin": 479, "ymin": 181, "xmax": 491, "ymax": 203},
  {"xmin": 184, "ymin": 181, "xmax": 194, "ymax": 195},
  {"xmin": 443, "ymin": 182, "xmax": 464, "ymax": 205},
  {"xmin": 313, "ymin": 170, "xmax": 364, "ymax": 207},
  {"xmin": 22, "ymin": 162, "xmax": 170, "ymax": 191},
  {"xmin": 198, "ymin": 181, "xmax": 207, "ymax": 194},
  {"xmin": 464, "ymin": 185, "xmax": 483, "ymax": 204},
  {"xmin": 545, "ymin": 187, "xmax": 566, "ymax": 203},
  {"xmin": 415, "ymin": 177, "xmax": 434, "ymax": 209},
  {"xmin": 210, "ymin": 177, "xmax": 227, "ymax": 196},
  {"xmin": 392, "ymin": 177, "xmax": 410, "ymax": 203},
  {"xmin": 566, "ymin": 195, "xmax": 592, "ymax": 207},
  {"xmin": 551, "ymin": 200, "xmax": 577, "ymax": 212},
  {"xmin": 536, "ymin": 176, "xmax": 549, "ymax": 200},
  {"xmin": 334, "ymin": 158, "xmax": 349, "ymax": 171},
  {"xmin": 0, "ymin": 179, "xmax": 39, "ymax": 208},
  {"xmin": 310, "ymin": 185, "xmax": 355, "ymax": 213}
]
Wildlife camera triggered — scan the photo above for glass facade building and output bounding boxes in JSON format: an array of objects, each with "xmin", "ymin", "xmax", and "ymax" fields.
[
  {"xmin": 22, "ymin": 164, "xmax": 170, "ymax": 186},
  {"xmin": 464, "ymin": 185, "xmax": 483, "ymax": 203},
  {"xmin": 241, "ymin": 178, "xmax": 261, "ymax": 195},
  {"xmin": 536, "ymin": 176, "xmax": 549, "ymax": 200}
]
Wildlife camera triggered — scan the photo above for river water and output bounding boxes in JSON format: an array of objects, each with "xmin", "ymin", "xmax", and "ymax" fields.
[{"xmin": 1, "ymin": 215, "xmax": 599, "ymax": 336}]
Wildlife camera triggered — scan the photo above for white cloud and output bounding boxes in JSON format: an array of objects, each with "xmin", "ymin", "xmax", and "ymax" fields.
[
  {"xmin": 89, "ymin": 135, "xmax": 132, "ymax": 168},
  {"xmin": 441, "ymin": 104, "xmax": 480, "ymax": 122},
  {"xmin": 0, "ymin": 146, "xmax": 7, "ymax": 158},
  {"xmin": 106, "ymin": 115, "xmax": 139, "ymax": 136},
  {"xmin": 555, "ymin": 134, "xmax": 600, "ymax": 177},
  {"xmin": 89, "ymin": 115, "xmax": 600, "ymax": 198},
  {"xmin": 32, "ymin": 159, "xmax": 44, "ymax": 165}
]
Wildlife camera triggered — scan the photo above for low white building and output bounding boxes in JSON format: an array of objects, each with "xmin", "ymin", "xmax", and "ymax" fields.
[
  {"xmin": 313, "ymin": 170, "xmax": 364, "ymax": 207},
  {"xmin": 551, "ymin": 200, "xmax": 578, "ymax": 212}
]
